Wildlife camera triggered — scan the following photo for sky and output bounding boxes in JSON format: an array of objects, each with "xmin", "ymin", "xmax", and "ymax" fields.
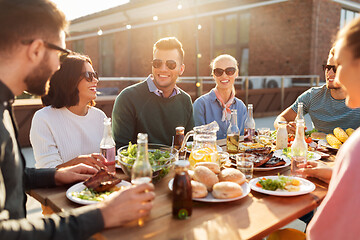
[{"xmin": 51, "ymin": 0, "xmax": 129, "ymax": 20}]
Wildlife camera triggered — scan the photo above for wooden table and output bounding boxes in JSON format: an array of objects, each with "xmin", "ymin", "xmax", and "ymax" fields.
[{"xmin": 29, "ymin": 140, "xmax": 333, "ymax": 240}]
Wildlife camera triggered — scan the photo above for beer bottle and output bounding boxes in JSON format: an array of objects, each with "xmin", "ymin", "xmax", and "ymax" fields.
[
  {"xmin": 244, "ymin": 104, "xmax": 256, "ymax": 142},
  {"xmin": 100, "ymin": 118, "xmax": 116, "ymax": 174},
  {"xmin": 227, "ymin": 109, "xmax": 240, "ymax": 154}
]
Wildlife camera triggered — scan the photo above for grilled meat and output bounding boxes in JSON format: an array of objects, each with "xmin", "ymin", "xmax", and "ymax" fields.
[
  {"xmin": 245, "ymin": 147, "xmax": 272, "ymax": 155},
  {"xmin": 263, "ymin": 156, "xmax": 286, "ymax": 168},
  {"xmin": 84, "ymin": 169, "xmax": 122, "ymax": 192},
  {"xmin": 252, "ymin": 152, "xmax": 273, "ymax": 167}
]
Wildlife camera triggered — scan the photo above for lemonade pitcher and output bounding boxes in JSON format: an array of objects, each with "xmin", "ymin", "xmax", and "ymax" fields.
[{"xmin": 180, "ymin": 121, "xmax": 219, "ymax": 169}]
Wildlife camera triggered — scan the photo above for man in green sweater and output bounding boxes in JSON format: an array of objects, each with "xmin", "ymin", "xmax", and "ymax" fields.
[
  {"xmin": 0, "ymin": 1, "xmax": 155, "ymax": 239},
  {"xmin": 112, "ymin": 37, "xmax": 194, "ymax": 149}
]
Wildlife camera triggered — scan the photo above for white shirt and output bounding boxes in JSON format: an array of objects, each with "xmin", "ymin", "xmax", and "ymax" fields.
[{"xmin": 30, "ymin": 106, "xmax": 106, "ymax": 168}]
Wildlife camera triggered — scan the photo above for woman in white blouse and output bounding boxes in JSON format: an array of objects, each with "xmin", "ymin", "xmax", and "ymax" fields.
[{"xmin": 30, "ymin": 54, "xmax": 107, "ymax": 169}]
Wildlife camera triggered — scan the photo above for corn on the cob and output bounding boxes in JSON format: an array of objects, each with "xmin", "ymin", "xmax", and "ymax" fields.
[
  {"xmin": 326, "ymin": 134, "xmax": 342, "ymax": 149},
  {"xmin": 333, "ymin": 127, "xmax": 349, "ymax": 143},
  {"xmin": 346, "ymin": 128, "xmax": 355, "ymax": 137}
]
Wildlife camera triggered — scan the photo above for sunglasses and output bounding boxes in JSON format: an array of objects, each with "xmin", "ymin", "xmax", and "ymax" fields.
[
  {"xmin": 21, "ymin": 39, "xmax": 72, "ymax": 63},
  {"xmin": 152, "ymin": 59, "xmax": 177, "ymax": 70},
  {"xmin": 213, "ymin": 67, "xmax": 236, "ymax": 77},
  {"xmin": 322, "ymin": 64, "xmax": 337, "ymax": 73},
  {"xmin": 81, "ymin": 71, "xmax": 99, "ymax": 82}
]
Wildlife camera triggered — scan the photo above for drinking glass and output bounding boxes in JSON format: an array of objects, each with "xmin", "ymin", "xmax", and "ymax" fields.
[
  {"xmin": 258, "ymin": 127, "xmax": 271, "ymax": 137},
  {"xmin": 236, "ymin": 153, "xmax": 254, "ymax": 179}
]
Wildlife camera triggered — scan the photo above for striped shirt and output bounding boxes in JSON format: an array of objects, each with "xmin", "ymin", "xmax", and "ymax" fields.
[{"xmin": 291, "ymin": 85, "xmax": 360, "ymax": 133}]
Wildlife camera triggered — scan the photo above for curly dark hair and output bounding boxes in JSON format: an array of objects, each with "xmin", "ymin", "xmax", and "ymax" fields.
[{"xmin": 41, "ymin": 53, "xmax": 96, "ymax": 108}]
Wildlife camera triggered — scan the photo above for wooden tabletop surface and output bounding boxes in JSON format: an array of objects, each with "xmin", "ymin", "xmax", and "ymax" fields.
[{"xmin": 29, "ymin": 139, "xmax": 334, "ymax": 240}]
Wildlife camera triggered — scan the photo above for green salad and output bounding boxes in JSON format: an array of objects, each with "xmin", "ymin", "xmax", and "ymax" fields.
[
  {"xmin": 257, "ymin": 175, "xmax": 289, "ymax": 191},
  {"xmin": 282, "ymin": 147, "xmax": 314, "ymax": 159},
  {"xmin": 257, "ymin": 174, "xmax": 301, "ymax": 191},
  {"xmin": 120, "ymin": 142, "xmax": 171, "ymax": 167},
  {"xmin": 72, "ymin": 187, "xmax": 116, "ymax": 202}
]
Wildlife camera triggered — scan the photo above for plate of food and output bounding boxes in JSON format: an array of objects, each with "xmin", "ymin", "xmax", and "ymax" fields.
[
  {"xmin": 230, "ymin": 148, "xmax": 290, "ymax": 171},
  {"xmin": 249, "ymin": 175, "xmax": 316, "ymax": 196},
  {"xmin": 280, "ymin": 149, "xmax": 322, "ymax": 161},
  {"xmin": 318, "ymin": 139, "xmax": 339, "ymax": 151},
  {"xmin": 169, "ymin": 164, "xmax": 250, "ymax": 202},
  {"xmin": 66, "ymin": 169, "xmax": 131, "ymax": 205},
  {"xmin": 238, "ymin": 142, "xmax": 267, "ymax": 152},
  {"xmin": 168, "ymin": 178, "xmax": 250, "ymax": 203}
]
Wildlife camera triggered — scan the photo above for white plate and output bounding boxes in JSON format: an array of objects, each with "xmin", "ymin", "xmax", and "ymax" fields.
[
  {"xmin": 185, "ymin": 141, "xmax": 223, "ymax": 153},
  {"xmin": 168, "ymin": 178, "xmax": 250, "ymax": 202},
  {"xmin": 252, "ymin": 150, "xmax": 291, "ymax": 171},
  {"xmin": 66, "ymin": 180, "xmax": 131, "ymax": 205},
  {"xmin": 318, "ymin": 139, "xmax": 339, "ymax": 150},
  {"xmin": 277, "ymin": 149, "xmax": 322, "ymax": 162},
  {"xmin": 249, "ymin": 176, "xmax": 316, "ymax": 196}
]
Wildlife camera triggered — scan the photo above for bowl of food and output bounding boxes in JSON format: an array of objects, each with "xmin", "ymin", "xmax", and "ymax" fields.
[{"xmin": 117, "ymin": 143, "xmax": 178, "ymax": 184}]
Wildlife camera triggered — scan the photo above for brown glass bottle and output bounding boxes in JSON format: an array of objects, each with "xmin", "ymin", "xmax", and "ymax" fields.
[
  {"xmin": 174, "ymin": 126, "xmax": 185, "ymax": 150},
  {"xmin": 172, "ymin": 161, "xmax": 192, "ymax": 219}
]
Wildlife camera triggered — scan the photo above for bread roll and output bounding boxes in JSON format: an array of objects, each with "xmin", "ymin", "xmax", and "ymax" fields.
[
  {"xmin": 212, "ymin": 181, "xmax": 243, "ymax": 199},
  {"xmin": 219, "ymin": 168, "xmax": 246, "ymax": 185},
  {"xmin": 193, "ymin": 166, "xmax": 219, "ymax": 190},
  {"xmin": 311, "ymin": 132, "xmax": 326, "ymax": 140},
  {"xmin": 188, "ymin": 170, "xmax": 195, "ymax": 180},
  {"xmin": 194, "ymin": 162, "xmax": 220, "ymax": 174},
  {"xmin": 191, "ymin": 180, "xmax": 208, "ymax": 198}
]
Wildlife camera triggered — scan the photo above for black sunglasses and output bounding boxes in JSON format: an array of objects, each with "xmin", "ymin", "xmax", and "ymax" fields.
[
  {"xmin": 21, "ymin": 39, "xmax": 72, "ymax": 63},
  {"xmin": 322, "ymin": 64, "xmax": 337, "ymax": 73},
  {"xmin": 81, "ymin": 71, "xmax": 99, "ymax": 82},
  {"xmin": 152, "ymin": 59, "xmax": 177, "ymax": 70},
  {"xmin": 213, "ymin": 67, "xmax": 236, "ymax": 77}
]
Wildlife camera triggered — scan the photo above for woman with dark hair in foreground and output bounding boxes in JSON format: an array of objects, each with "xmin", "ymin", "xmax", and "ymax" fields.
[{"xmin": 30, "ymin": 54, "xmax": 106, "ymax": 169}]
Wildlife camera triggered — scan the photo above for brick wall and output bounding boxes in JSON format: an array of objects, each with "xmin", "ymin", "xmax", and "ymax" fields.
[{"xmin": 66, "ymin": 0, "xmax": 359, "ymax": 80}]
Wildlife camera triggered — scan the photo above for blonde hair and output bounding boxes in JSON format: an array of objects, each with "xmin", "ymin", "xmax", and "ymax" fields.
[{"xmin": 210, "ymin": 54, "xmax": 239, "ymax": 71}]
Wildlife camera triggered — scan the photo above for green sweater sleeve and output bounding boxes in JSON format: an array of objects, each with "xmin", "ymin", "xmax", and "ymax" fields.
[
  {"xmin": 112, "ymin": 87, "xmax": 137, "ymax": 149},
  {"xmin": 0, "ymin": 205, "xmax": 104, "ymax": 240}
]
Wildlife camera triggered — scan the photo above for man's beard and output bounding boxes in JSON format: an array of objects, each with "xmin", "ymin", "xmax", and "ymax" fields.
[
  {"xmin": 24, "ymin": 53, "xmax": 54, "ymax": 96},
  {"xmin": 328, "ymin": 85, "xmax": 342, "ymax": 90},
  {"xmin": 326, "ymin": 81, "xmax": 342, "ymax": 90}
]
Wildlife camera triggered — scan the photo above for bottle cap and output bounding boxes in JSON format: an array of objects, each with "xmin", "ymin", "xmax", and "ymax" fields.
[
  {"xmin": 175, "ymin": 160, "xmax": 190, "ymax": 168},
  {"xmin": 176, "ymin": 126, "xmax": 185, "ymax": 133}
]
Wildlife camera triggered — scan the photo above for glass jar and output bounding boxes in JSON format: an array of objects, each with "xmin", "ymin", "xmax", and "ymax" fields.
[{"xmin": 180, "ymin": 121, "xmax": 219, "ymax": 169}]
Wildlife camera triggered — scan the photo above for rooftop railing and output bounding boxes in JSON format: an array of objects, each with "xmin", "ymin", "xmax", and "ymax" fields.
[{"xmin": 99, "ymin": 75, "xmax": 321, "ymax": 110}]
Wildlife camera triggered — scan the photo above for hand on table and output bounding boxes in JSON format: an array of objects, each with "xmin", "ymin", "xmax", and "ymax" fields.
[
  {"xmin": 287, "ymin": 121, "xmax": 297, "ymax": 134},
  {"xmin": 297, "ymin": 161, "xmax": 332, "ymax": 184},
  {"xmin": 100, "ymin": 183, "xmax": 155, "ymax": 228},
  {"xmin": 56, "ymin": 153, "xmax": 106, "ymax": 170},
  {"xmin": 54, "ymin": 164, "xmax": 98, "ymax": 186},
  {"xmin": 287, "ymin": 121, "xmax": 308, "ymax": 134}
]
